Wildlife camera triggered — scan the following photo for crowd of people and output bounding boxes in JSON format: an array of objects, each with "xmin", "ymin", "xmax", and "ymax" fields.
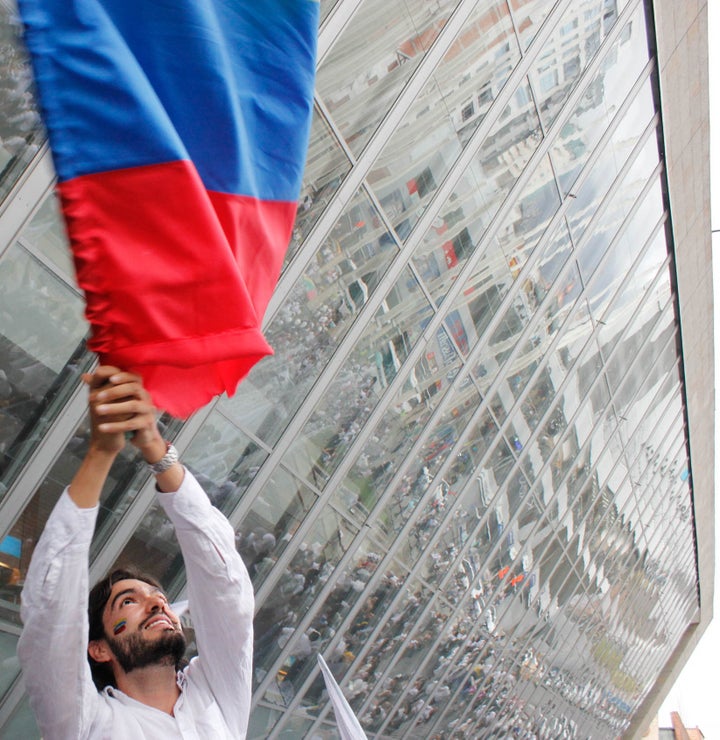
[{"xmin": 0, "ymin": 9, "xmax": 42, "ymax": 189}]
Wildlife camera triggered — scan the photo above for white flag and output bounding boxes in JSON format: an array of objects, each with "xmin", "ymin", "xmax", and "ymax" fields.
[{"xmin": 317, "ymin": 654, "xmax": 368, "ymax": 740}]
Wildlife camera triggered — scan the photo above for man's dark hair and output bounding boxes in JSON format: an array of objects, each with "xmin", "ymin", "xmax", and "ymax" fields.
[{"xmin": 87, "ymin": 567, "xmax": 169, "ymax": 690}]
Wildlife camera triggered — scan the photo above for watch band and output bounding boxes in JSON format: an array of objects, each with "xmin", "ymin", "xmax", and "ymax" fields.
[{"xmin": 146, "ymin": 442, "xmax": 179, "ymax": 475}]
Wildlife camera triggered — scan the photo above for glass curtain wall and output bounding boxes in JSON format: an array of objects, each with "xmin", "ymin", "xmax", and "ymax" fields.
[{"xmin": 0, "ymin": 0, "xmax": 700, "ymax": 737}]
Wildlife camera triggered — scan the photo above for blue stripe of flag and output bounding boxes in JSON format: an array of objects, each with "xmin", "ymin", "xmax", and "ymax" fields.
[{"xmin": 18, "ymin": 0, "xmax": 319, "ymax": 201}]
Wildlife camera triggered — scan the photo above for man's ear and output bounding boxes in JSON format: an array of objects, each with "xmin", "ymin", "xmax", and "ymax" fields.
[{"xmin": 88, "ymin": 639, "xmax": 112, "ymax": 664}]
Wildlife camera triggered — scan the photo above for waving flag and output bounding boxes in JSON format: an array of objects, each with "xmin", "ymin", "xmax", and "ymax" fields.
[{"xmin": 18, "ymin": 0, "xmax": 319, "ymax": 418}]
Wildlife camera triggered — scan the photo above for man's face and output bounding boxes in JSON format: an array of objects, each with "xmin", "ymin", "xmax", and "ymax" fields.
[{"xmin": 99, "ymin": 578, "xmax": 186, "ymax": 674}]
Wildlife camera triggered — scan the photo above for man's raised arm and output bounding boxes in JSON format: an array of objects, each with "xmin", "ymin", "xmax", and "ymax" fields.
[
  {"xmin": 95, "ymin": 367, "xmax": 255, "ymax": 735},
  {"xmin": 153, "ymin": 450, "xmax": 255, "ymax": 735},
  {"xmin": 18, "ymin": 366, "xmax": 172, "ymax": 737}
]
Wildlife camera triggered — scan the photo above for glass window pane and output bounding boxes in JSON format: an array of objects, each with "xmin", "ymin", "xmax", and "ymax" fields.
[
  {"xmin": 221, "ymin": 188, "xmax": 400, "ymax": 446},
  {"xmin": 596, "ymin": 227, "xmax": 668, "ymax": 329},
  {"xmin": 254, "ymin": 510, "xmax": 358, "ymax": 688},
  {"xmin": 496, "ymin": 154, "xmax": 562, "ymax": 277},
  {"xmin": 282, "ymin": 267, "xmax": 433, "ymax": 486},
  {"xmin": 577, "ymin": 137, "xmax": 661, "ymax": 280},
  {"xmin": 561, "ymin": 76, "xmax": 655, "ymax": 219},
  {"xmin": 0, "ymin": 696, "xmax": 39, "ymax": 738},
  {"xmin": 368, "ymin": 1, "xmax": 521, "ymax": 238},
  {"xmin": 0, "ymin": 11, "xmax": 44, "ymax": 205},
  {"xmin": 351, "ymin": 582, "xmax": 438, "ymax": 727},
  {"xmin": 387, "ymin": 400, "xmax": 490, "ymax": 550},
  {"xmin": 0, "ymin": 630, "xmax": 21, "ymax": 698},
  {"xmin": 317, "ymin": 0, "xmax": 461, "ymax": 155},
  {"xmin": 275, "ymin": 716, "xmax": 315, "ymax": 738},
  {"xmin": 320, "ymin": 0, "xmax": 340, "ymax": 24},
  {"xmin": 586, "ymin": 177, "xmax": 665, "ymax": 318},
  {"xmin": 0, "ymin": 243, "xmax": 89, "ymax": 497},
  {"xmin": 248, "ymin": 704, "xmax": 284, "ymax": 740},
  {"xmin": 531, "ymin": 0, "xmax": 639, "ymax": 130},
  {"xmin": 440, "ymin": 1, "xmax": 520, "ymax": 145},
  {"xmin": 19, "ymin": 192, "xmax": 76, "ymax": 279},
  {"xmin": 338, "ymin": 340, "xmax": 465, "ymax": 522},
  {"xmin": 285, "ymin": 109, "xmax": 352, "ymax": 265},
  {"xmin": 0, "ymin": 244, "xmax": 83, "ymax": 375},
  {"xmin": 518, "ymin": 364, "xmax": 555, "ymax": 435},
  {"xmin": 540, "ymin": 4, "xmax": 648, "ymax": 194},
  {"xmin": 415, "ymin": 90, "xmax": 544, "ymax": 310},
  {"xmin": 510, "ymin": 0, "xmax": 556, "ymax": 51},
  {"xmin": 182, "ymin": 410, "xmax": 268, "ymax": 513},
  {"xmin": 272, "ymin": 546, "xmax": 405, "ymax": 711},
  {"xmin": 238, "ymin": 467, "xmax": 317, "ymax": 586},
  {"xmin": 360, "ymin": 601, "xmax": 452, "ymax": 733}
]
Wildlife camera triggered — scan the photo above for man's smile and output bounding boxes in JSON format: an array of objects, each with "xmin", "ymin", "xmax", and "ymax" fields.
[{"xmin": 142, "ymin": 615, "xmax": 175, "ymax": 631}]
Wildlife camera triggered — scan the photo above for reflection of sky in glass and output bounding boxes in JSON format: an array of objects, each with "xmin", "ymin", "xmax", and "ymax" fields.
[
  {"xmin": 317, "ymin": 0, "xmax": 460, "ymax": 155},
  {"xmin": 564, "ymin": 85, "xmax": 656, "ymax": 248},
  {"xmin": 547, "ymin": 2, "xmax": 651, "ymax": 196},
  {"xmin": 368, "ymin": 0, "xmax": 521, "ymax": 240}
]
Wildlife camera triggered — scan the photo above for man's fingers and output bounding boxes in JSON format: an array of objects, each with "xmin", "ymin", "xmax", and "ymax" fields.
[
  {"xmin": 107, "ymin": 370, "xmax": 143, "ymax": 385},
  {"xmin": 86, "ymin": 367, "xmax": 144, "ymax": 393},
  {"xmin": 91, "ymin": 381, "xmax": 150, "ymax": 405},
  {"xmin": 85, "ymin": 365, "xmax": 124, "ymax": 389},
  {"xmin": 95, "ymin": 397, "xmax": 154, "ymax": 417},
  {"xmin": 96, "ymin": 408, "xmax": 155, "ymax": 433}
]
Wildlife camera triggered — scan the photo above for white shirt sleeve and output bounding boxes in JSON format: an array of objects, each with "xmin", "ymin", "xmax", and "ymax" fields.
[
  {"xmin": 157, "ymin": 469, "xmax": 254, "ymax": 738},
  {"xmin": 17, "ymin": 490, "xmax": 101, "ymax": 739}
]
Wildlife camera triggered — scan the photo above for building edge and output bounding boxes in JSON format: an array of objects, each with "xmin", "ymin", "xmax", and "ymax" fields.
[{"xmin": 627, "ymin": 1, "xmax": 714, "ymax": 736}]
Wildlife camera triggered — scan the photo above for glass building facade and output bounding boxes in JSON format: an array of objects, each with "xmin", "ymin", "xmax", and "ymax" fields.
[{"xmin": 0, "ymin": 0, "xmax": 711, "ymax": 738}]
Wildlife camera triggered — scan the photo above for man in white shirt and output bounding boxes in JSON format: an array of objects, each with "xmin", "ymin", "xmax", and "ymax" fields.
[{"xmin": 17, "ymin": 366, "xmax": 254, "ymax": 739}]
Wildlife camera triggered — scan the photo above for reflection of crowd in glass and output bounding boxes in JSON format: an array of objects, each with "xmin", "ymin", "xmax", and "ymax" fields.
[
  {"xmin": 252, "ymin": 541, "xmax": 405, "ymax": 699},
  {"xmin": 237, "ymin": 427, "xmax": 642, "ymax": 738},
  {"xmin": 189, "ymin": 281, "xmax": 651, "ymax": 738},
  {"xmin": 0, "ymin": 12, "xmax": 42, "ymax": 179},
  {"xmin": 248, "ymin": 221, "xmax": 398, "ymax": 458}
]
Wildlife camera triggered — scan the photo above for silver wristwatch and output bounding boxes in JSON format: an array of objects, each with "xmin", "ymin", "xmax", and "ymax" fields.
[{"xmin": 146, "ymin": 442, "xmax": 179, "ymax": 474}]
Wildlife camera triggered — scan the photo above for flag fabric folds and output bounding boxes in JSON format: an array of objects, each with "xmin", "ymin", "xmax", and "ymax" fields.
[
  {"xmin": 317, "ymin": 654, "xmax": 368, "ymax": 740},
  {"xmin": 18, "ymin": 0, "xmax": 319, "ymax": 417}
]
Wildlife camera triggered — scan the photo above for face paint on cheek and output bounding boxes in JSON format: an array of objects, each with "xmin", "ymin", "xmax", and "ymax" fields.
[{"xmin": 112, "ymin": 619, "xmax": 127, "ymax": 635}]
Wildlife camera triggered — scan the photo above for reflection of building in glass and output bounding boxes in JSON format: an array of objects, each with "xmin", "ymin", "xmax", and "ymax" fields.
[
  {"xmin": 0, "ymin": 1, "xmax": 711, "ymax": 738},
  {"xmin": 644, "ymin": 711, "xmax": 705, "ymax": 740}
]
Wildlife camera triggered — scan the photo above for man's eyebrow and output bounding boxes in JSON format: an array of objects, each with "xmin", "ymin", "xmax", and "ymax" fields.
[
  {"xmin": 110, "ymin": 587, "xmax": 138, "ymax": 613},
  {"xmin": 109, "ymin": 585, "xmax": 166, "ymax": 612}
]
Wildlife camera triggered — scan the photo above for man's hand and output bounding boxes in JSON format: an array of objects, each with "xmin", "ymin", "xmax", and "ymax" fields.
[
  {"xmin": 70, "ymin": 366, "xmax": 182, "ymax": 507},
  {"xmin": 87, "ymin": 367, "xmax": 165, "ymax": 461},
  {"xmin": 83, "ymin": 366, "xmax": 130, "ymax": 455}
]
